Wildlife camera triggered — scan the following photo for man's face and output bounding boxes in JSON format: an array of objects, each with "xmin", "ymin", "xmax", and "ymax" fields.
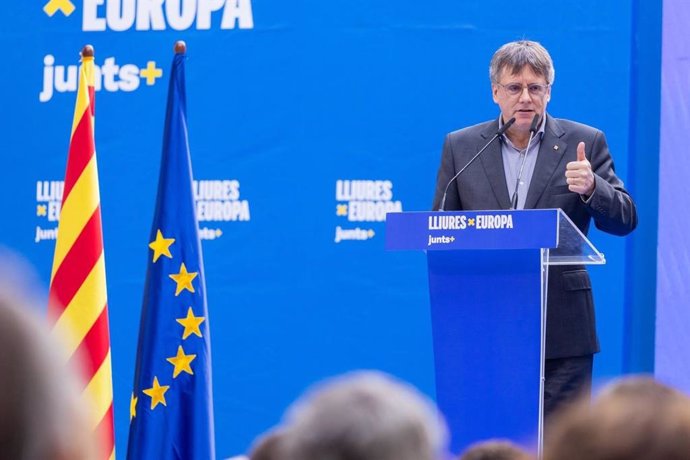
[{"xmin": 492, "ymin": 66, "xmax": 551, "ymax": 135}]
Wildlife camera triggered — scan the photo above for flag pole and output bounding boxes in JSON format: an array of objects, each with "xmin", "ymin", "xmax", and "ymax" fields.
[
  {"xmin": 49, "ymin": 43, "xmax": 116, "ymax": 460},
  {"xmin": 126, "ymin": 40, "xmax": 215, "ymax": 460}
]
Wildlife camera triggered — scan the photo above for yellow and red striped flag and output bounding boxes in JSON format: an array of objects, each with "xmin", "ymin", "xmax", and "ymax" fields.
[{"xmin": 48, "ymin": 45, "xmax": 115, "ymax": 460}]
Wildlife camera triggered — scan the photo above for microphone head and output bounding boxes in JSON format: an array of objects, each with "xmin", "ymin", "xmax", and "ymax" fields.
[
  {"xmin": 529, "ymin": 114, "xmax": 540, "ymax": 133},
  {"xmin": 497, "ymin": 117, "xmax": 516, "ymax": 136}
]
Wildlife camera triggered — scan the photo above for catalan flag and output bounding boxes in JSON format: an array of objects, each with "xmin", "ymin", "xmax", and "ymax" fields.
[
  {"xmin": 126, "ymin": 42, "xmax": 215, "ymax": 460},
  {"xmin": 47, "ymin": 45, "xmax": 115, "ymax": 460}
]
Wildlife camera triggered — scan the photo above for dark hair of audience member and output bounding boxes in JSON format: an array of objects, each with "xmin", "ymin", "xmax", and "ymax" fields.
[
  {"xmin": 0, "ymin": 289, "xmax": 95, "ymax": 460},
  {"xmin": 459, "ymin": 439, "xmax": 533, "ymax": 460},
  {"xmin": 544, "ymin": 376, "xmax": 690, "ymax": 460},
  {"xmin": 250, "ymin": 429, "xmax": 286, "ymax": 460}
]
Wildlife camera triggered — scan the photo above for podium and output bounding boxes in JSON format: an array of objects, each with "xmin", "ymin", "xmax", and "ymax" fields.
[{"xmin": 385, "ymin": 209, "xmax": 604, "ymax": 454}]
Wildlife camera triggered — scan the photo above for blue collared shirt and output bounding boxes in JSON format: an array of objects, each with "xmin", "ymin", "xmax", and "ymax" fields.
[{"xmin": 498, "ymin": 115, "xmax": 547, "ymax": 209}]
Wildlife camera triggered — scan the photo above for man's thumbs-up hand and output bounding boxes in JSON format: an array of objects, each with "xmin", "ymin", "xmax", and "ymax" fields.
[{"xmin": 566, "ymin": 141, "xmax": 595, "ymax": 197}]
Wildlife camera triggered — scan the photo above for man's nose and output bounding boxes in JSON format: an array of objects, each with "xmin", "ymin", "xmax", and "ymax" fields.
[{"xmin": 518, "ymin": 86, "xmax": 532, "ymax": 102}]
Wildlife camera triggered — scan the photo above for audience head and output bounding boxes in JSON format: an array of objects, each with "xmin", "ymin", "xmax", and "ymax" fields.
[
  {"xmin": 249, "ymin": 429, "xmax": 286, "ymax": 460},
  {"xmin": 595, "ymin": 375, "xmax": 685, "ymax": 402},
  {"xmin": 459, "ymin": 439, "xmax": 533, "ymax": 460},
  {"xmin": 0, "ymin": 284, "xmax": 95, "ymax": 460},
  {"xmin": 281, "ymin": 371, "xmax": 447, "ymax": 460},
  {"xmin": 545, "ymin": 375, "xmax": 690, "ymax": 460}
]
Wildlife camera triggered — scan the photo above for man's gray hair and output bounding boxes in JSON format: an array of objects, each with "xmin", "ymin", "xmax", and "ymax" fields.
[
  {"xmin": 281, "ymin": 371, "xmax": 447, "ymax": 460},
  {"xmin": 489, "ymin": 40, "xmax": 555, "ymax": 84}
]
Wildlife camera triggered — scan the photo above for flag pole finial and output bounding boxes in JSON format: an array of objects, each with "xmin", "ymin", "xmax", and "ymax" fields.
[
  {"xmin": 174, "ymin": 41, "xmax": 187, "ymax": 54},
  {"xmin": 81, "ymin": 45, "xmax": 94, "ymax": 58}
]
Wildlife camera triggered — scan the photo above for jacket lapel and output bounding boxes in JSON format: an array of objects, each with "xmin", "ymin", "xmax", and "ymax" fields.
[
  {"xmin": 479, "ymin": 120, "xmax": 512, "ymax": 210},
  {"xmin": 524, "ymin": 115, "xmax": 567, "ymax": 209}
]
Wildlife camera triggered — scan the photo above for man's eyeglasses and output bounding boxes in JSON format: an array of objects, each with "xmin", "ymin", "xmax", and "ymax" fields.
[{"xmin": 497, "ymin": 82, "xmax": 550, "ymax": 97}]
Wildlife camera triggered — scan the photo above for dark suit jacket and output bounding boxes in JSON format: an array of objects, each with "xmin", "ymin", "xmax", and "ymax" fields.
[{"xmin": 432, "ymin": 115, "xmax": 637, "ymax": 359}]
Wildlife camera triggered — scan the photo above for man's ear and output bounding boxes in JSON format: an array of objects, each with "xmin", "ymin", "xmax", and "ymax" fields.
[{"xmin": 492, "ymin": 84, "xmax": 499, "ymax": 103}]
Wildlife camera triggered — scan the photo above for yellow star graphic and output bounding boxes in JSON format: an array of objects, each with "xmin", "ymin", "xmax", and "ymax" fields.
[
  {"xmin": 36, "ymin": 205, "xmax": 47, "ymax": 217},
  {"xmin": 142, "ymin": 377, "xmax": 169, "ymax": 410},
  {"xmin": 468, "ymin": 218, "xmax": 476, "ymax": 226},
  {"xmin": 149, "ymin": 229, "xmax": 175, "ymax": 263},
  {"xmin": 336, "ymin": 204, "xmax": 348, "ymax": 216},
  {"xmin": 169, "ymin": 263, "xmax": 198, "ymax": 296},
  {"xmin": 167, "ymin": 345, "xmax": 197, "ymax": 378},
  {"xmin": 130, "ymin": 393, "xmax": 138, "ymax": 421},
  {"xmin": 367, "ymin": 229, "xmax": 375, "ymax": 238},
  {"xmin": 176, "ymin": 307, "xmax": 206, "ymax": 340}
]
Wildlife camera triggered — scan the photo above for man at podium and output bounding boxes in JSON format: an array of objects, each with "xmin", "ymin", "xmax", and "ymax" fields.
[{"xmin": 431, "ymin": 40, "xmax": 637, "ymax": 418}]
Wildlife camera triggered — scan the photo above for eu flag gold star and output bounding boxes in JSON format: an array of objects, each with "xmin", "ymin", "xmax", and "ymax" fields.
[
  {"xmin": 336, "ymin": 204, "xmax": 348, "ymax": 216},
  {"xmin": 149, "ymin": 229, "xmax": 175, "ymax": 263},
  {"xmin": 468, "ymin": 218, "xmax": 476, "ymax": 226},
  {"xmin": 142, "ymin": 377, "xmax": 169, "ymax": 410},
  {"xmin": 169, "ymin": 263, "xmax": 198, "ymax": 296},
  {"xmin": 130, "ymin": 393, "xmax": 138, "ymax": 421},
  {"xmin": 176, "ymin": 307, "xmax": 205, "ymax": 339},
  {"xmin": 167, "ymin": 345, "xmax": 197, "ymax": 378}
]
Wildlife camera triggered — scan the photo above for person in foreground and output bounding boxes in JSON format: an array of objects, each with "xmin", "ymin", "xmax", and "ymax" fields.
[
  {"xmin": 249, "ymin": 429, "xmax": 285, "ymax": 460},
  {"xmin": 544, "ymin": 376, "xmax": 690, "ymax": 459},
  {"xmin": 459, "ymin": 439, "xmax": 533, "ymax": 460},
  {"xmin": 0, "ymin": 286, "xmax": 96, "ymax": 460},
  {"xmin": 432, "ymin": 40, "xmax": 637, "ymax": 417},
  {"xmin": 277, "ymin": 371, "xmax": 447, "ymax": 460}
]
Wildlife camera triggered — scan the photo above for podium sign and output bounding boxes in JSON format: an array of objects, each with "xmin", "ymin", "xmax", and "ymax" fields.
[
  {"xmin": 386, "ymin": 209, "xmax": 603, "ymax": 454},
  {"xmin": 386, "ymin": 209, "xmax": 558, "ymax": 251}
]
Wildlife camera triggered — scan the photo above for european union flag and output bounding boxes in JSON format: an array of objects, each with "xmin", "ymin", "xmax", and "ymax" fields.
[{"xmin": 127, "ymin": 43, "xmax": 215, "ymax": 460}]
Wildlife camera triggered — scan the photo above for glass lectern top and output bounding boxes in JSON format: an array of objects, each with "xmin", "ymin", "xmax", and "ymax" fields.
[{"xmin": 547, "ymin": 209, "xmax": 605, "ymax": 265}]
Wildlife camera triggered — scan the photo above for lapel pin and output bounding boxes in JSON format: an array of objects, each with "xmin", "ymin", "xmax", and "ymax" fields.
[{"xmin": 553, "ymin": 145, "xmax": 559, "ymax": 151}]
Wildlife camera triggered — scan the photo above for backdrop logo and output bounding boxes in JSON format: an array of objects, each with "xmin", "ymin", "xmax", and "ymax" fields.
[
  {"xmin": 334, "ymin": 179, "xmax": 403, "ymax": 243},
  {"xmin": 194, "ymin": 179, "xmax": 250, "ymax": 240},
  {"xmin": 43, "ymin": 0, "xmax": 254, "ymax": 31},
  {"xmin": 40, "ymin": 55, "xmax": 163, "ymax": 103},
  {"xmin": 44, "ymin": 0, "xmax": 76, "ymax": 16},
  {"xmin": 35, "ymin": 180, "xmax": 63, "ymax": 243},
  {"xmin": 33, "ymin": 179, "xmax": 250, "ymax": 243}
]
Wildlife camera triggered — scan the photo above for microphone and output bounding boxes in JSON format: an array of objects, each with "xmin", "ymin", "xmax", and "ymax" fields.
[
  {"xmin": 510, "ymin": 114, "xmax": 540, "ymax": 210},
  {"xmin": 438, "ymin": 117, "xmax": 515, "ymax": 211}
]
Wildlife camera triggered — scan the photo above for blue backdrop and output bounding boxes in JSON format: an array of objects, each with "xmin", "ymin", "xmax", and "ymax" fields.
[{"xmin": 0, "ymin": 1, "xmax": 656, "ymax": 457}]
